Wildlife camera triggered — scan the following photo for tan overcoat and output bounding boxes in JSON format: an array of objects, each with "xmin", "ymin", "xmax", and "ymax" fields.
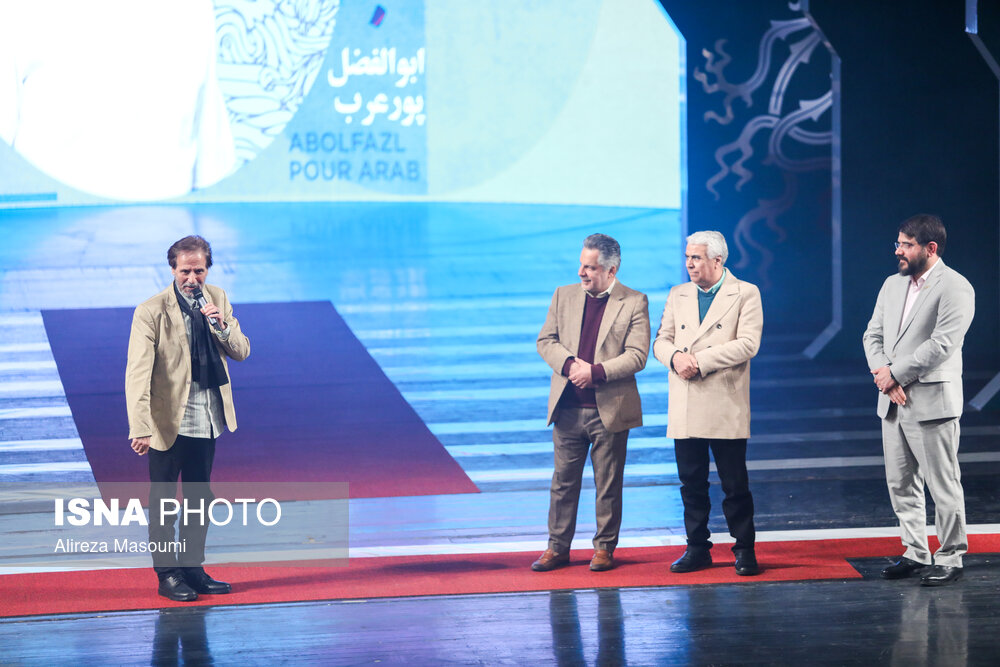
[
  {"xmin": 125, "ymin": 283, "xmax": 250, "ymax": 451},
  {"xmin": 653, "ymin": 271, "xmax": 762, "ymax": 439}
]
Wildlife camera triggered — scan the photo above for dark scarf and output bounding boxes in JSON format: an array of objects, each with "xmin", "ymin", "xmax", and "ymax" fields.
[{"xmin": 173, "ymin": 283, "xmax": 229, "ymax": 389}]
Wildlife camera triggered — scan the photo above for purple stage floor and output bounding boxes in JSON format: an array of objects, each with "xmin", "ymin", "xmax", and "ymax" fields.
[{"xmin": 41, "ymin": 301, "xmax": 478, "ymax": 499}]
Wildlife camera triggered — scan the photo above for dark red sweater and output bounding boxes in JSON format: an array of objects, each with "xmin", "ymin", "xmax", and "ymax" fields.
[{"xmin": 559, "ymin": 293, "xmax": 609, "ymax": 409}]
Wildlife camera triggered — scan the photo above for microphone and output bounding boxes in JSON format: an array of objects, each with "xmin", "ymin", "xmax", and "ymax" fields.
[{"xmin": 190, "ymin": 287, "xmax": 224, "ymax": 331}]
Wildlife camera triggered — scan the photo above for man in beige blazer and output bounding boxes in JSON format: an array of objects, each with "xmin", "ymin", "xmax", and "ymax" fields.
[
  {"xmin": 126, "ymin": 235, "xmax": 250, "ymax": 601},
  {"xmin": 653, "ymin": 230, "xmax": 762, "ymax": 575},
  {"xmin": 863, "ymin": 214, "xmax": 974, "ymax": 587},
  {"xmin": 533, "ymin": 233, "xmax": 650, "ymax": 573}
]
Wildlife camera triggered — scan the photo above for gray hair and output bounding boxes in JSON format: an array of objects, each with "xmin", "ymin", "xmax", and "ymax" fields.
[
  {"xmin": 686, "ymin": 230, "xmax": 728, "ymax": 265},
  {"xmin": 583, "ymin": 233, "xmax": 621, "ymax": 271}
]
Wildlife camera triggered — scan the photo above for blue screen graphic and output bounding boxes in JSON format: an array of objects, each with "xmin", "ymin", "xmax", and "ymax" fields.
[{"xmin": 0, "ymin": 0, "xmax": 682, "ymax": 210}]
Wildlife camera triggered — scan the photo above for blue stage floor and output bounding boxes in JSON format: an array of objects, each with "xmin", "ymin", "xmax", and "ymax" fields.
[
  {"xmin": 2, "ymin": 201, "xmax": 999, "ymax": 563},
  {"xmin": 5, "ymin": 201, "xmax": 1000, "ymax": 665},
  {"xmin": 1, "ymin": 202, "xmax": 689, "ymax": 557}
]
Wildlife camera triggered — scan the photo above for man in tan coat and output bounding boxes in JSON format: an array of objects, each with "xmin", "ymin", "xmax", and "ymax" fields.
[
  {"xmin": 126, "ymin": 235, "xmax": 250, "ymax": 601},
  {"xmin": 533, "ymin": 233, "xmax": 650, "ymax": 573},
  {"xmin": 653, "ymin": 230, "xmax": 762, "ymax": 575}
]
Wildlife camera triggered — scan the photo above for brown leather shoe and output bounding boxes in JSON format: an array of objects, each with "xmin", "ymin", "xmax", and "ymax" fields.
[
  {"xmin": 531, "ymin": 548, "xmax": 570, "ymax": 572},
  {"xmin": 589, "ymin": 549, "xmax": 614, "ymax": 572}
]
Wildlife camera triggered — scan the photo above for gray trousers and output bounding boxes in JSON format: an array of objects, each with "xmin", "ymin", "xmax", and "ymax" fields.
[
  {"xmin": 881, "ymin": 413, "xmax": 967, "ymax": 567},
  {"xmin": 547, "ymin": 407, "xmax": 629, "ymax": 553}
]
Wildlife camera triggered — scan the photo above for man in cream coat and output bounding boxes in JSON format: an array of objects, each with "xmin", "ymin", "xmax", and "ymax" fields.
[
  {"xmin": 126, "ymin": 235, "xmax": 250, "ymax": 601},
  {"xmin": 533, "ymin": 233, "xmax": 650, "ymax": 573},
  {"xmin": 863, "ymin": 214, "xmax": 974, "ymax": 587},
  {"xmin": 654, "ymin": 230, "xmax": 763, "ymax": 575}
]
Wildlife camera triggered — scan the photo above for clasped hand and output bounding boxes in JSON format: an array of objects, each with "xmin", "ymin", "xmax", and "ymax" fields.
[
  {"xmin": 871, "ymin": 366, "xmax": 906, "ymax": 406},
  {"xmin": 673, "ymin": 352, "xmax": 699, "ymax": 380},
  {"xmin": 568, "ymin": 358, "xmax": 595, "ymax": 388}
]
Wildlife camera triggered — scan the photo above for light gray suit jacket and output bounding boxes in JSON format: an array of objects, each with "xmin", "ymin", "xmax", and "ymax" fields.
[
  {"xmin": 537, "ymin": 281, "xmax": 650, "ymax": 433},
  {"xmin": 862, "ymin": 260, "xmax": 974, "ymax": 421}
]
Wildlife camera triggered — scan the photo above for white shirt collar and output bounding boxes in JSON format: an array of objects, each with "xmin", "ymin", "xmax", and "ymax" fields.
[
  {"xmin": 911, "ymin": 257, "xmax": 940, "ymax": 286},
  {"xmin": 584, "ymin": 278, "xmax": 617, "ymax": 298}
]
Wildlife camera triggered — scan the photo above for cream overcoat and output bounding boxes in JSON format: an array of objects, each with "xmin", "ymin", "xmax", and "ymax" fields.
[{"xmin": 653, "ymin": 271, "xmax": 762, "ymax": 439}]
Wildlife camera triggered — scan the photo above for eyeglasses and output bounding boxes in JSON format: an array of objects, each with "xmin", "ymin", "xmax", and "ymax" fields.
[{"xmin": 893, "ymin": 241, "xmax": 920, "ymax": 250}]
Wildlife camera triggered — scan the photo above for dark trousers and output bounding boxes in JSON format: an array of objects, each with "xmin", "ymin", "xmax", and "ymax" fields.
[
  {"xmin": 548, "ymin": 407, "xmax": 629, "ymax": 552},
  {"xmin": 148, "ymin": 434, "xmax": 216, "ymax": 579},
  {"xmin": 674, "ymin": 437, "xmax": 755, "ymax": 552}
]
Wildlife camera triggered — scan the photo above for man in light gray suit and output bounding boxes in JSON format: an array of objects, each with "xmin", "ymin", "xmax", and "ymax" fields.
[
  {"xmin": 534, "ymin": 233, "xmax": 650, "ymax": 573},
  {"xmin": 863, "ymin": 214, "xmax": 974, "ymax": 586}
]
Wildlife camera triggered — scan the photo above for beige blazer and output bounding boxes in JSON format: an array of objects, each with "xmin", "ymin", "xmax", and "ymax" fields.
[
  {"xmin": 125, "ymin": 283, "xmax": 250, "ymax": 451},
  {"xmin": 862, "ymin": 260, "xmax": 974, "ymax": 421},
  {"xmin": 537, "ymin": 281, "xmax": 650, "ymax": 434},
  {"xmin": 653, "ymin": 271, "xmax": 763, "ymax": 439}
]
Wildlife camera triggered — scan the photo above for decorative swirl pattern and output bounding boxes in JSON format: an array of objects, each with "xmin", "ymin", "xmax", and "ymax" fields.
[
  {"xmin": 693, "ymin": 2, "xmax": 832, "ymax": 285},
  {"xmin": 214, "ymin": 0, "xmax": 340, "ymax": 165}
]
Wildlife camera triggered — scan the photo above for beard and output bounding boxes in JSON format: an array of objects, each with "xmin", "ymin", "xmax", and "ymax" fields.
[{"xmin": 898, "ymin": 250, "xmax": 928, "ymax": 277}]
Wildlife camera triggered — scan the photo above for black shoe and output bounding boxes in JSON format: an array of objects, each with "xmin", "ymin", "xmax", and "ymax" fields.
[
  {"xmin": 183, "ymin": 569, "xmax": 232, "ymax": 595},
  {"xmin": 734, "ymin": 549, "xmax": 760, "ymax": 576},
  {"xmin": 158, "ymin": 574, "xmax": 198, "ymax": 602},
  {"xmin": 920, "ymin": 565, "xmax": 963, "ymax": 586},
  {"xmin": 880, "ymin": 556, "xmax": 928, "ymax": 580},
  {"xmin": 670, "ymin": 549, "xmax": 712, "ymax": 573}
]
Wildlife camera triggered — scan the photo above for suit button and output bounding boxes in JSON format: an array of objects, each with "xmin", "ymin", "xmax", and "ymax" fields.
[
  {"xmin": 683, "ymin": 347, "xmax": 688, "ymax": 352},
  {"xmin": 716, "ymin": 324, "xmax": 722, "ymax": 329},
  {"xmin": 680, "ymin": 324, "xmax": 685, "ymax": 329}
]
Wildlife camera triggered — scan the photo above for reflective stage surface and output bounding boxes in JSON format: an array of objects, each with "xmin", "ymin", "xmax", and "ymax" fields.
[
  {"xmin": 4, "ymin": 566, "xmax": 1000, "ymax": 665},
  {"xmin": 2, "ymin": 202, "xmax": 1000, "ymax": 664}
]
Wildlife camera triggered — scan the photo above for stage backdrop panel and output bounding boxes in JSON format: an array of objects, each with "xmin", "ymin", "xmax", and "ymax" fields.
[{"xmin": 41, "ymin": 301, "xmax": 479, "ymax": 499}]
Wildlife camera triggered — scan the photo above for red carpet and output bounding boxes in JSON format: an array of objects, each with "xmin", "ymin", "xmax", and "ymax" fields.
[
  {"xmin": 41, "ymin": 303, "xmax": 478, "ymax": 499},
  {"xmin": 3, "ymin": 535, "xmax": 997, "ymax": 619}
]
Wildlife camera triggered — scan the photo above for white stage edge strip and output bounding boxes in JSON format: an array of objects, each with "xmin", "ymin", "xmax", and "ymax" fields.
[
  {"xmin": 0, "ymin": 343, "xmax": 51, "ymax": 354},
  {"xmin": 0, "ymin": 406, "xmax": 72, "ymax": 420},
  {"xmin": 5, "ymin": 525, "xmax": 999, "ymax": 574},
  {"xmin": 347, "ymin": 524, "xmax": 1000, "ymax": 558},
  {"xmin": 0, "ymin": 361, "xmax": 58, "ymax": 373},
  {"xmin": 464, "ymin": 451, "xmax": 1000, "ymax": 482},
  {"xmin": 0, "ymin": 438, "xmax": 84, "ymax": 452}
]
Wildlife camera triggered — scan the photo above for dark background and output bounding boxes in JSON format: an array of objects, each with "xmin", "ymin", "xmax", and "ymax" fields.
[{"xmin": 660, "ymin": 0, "xmax": 999, "ymax": 374}]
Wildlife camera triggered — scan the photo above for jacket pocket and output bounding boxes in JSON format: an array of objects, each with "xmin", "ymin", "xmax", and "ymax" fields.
[
  {"xmin": 918, "ymin": 370, "xmax": 948, "ymax": 383},
  {"xmin": 722, "ymin": 367, "xmax": 737, "ymax": 394}
]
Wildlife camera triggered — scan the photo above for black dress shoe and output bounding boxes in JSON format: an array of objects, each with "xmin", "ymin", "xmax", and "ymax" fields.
[
  {"xmin": 881, "ymin": 556, "xmax": 928, "ymax": 580},
  {"xmin": 734, "ymin": 549, "xmax": 760, "ymax": 576},
  {"xmin": 183, "ymin": 569, "xmax": 232, "ymax": 595},
  {"xmin": 158, "ymin": 574, "xmax": 198, "ymax": 602},
  {"xmin": 920, "ymin": 565, "xmax": 963, "ymax": 586},
  {"xmin": 670, "ymin": 549, "xmax": 712, "ymax": 573}
]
